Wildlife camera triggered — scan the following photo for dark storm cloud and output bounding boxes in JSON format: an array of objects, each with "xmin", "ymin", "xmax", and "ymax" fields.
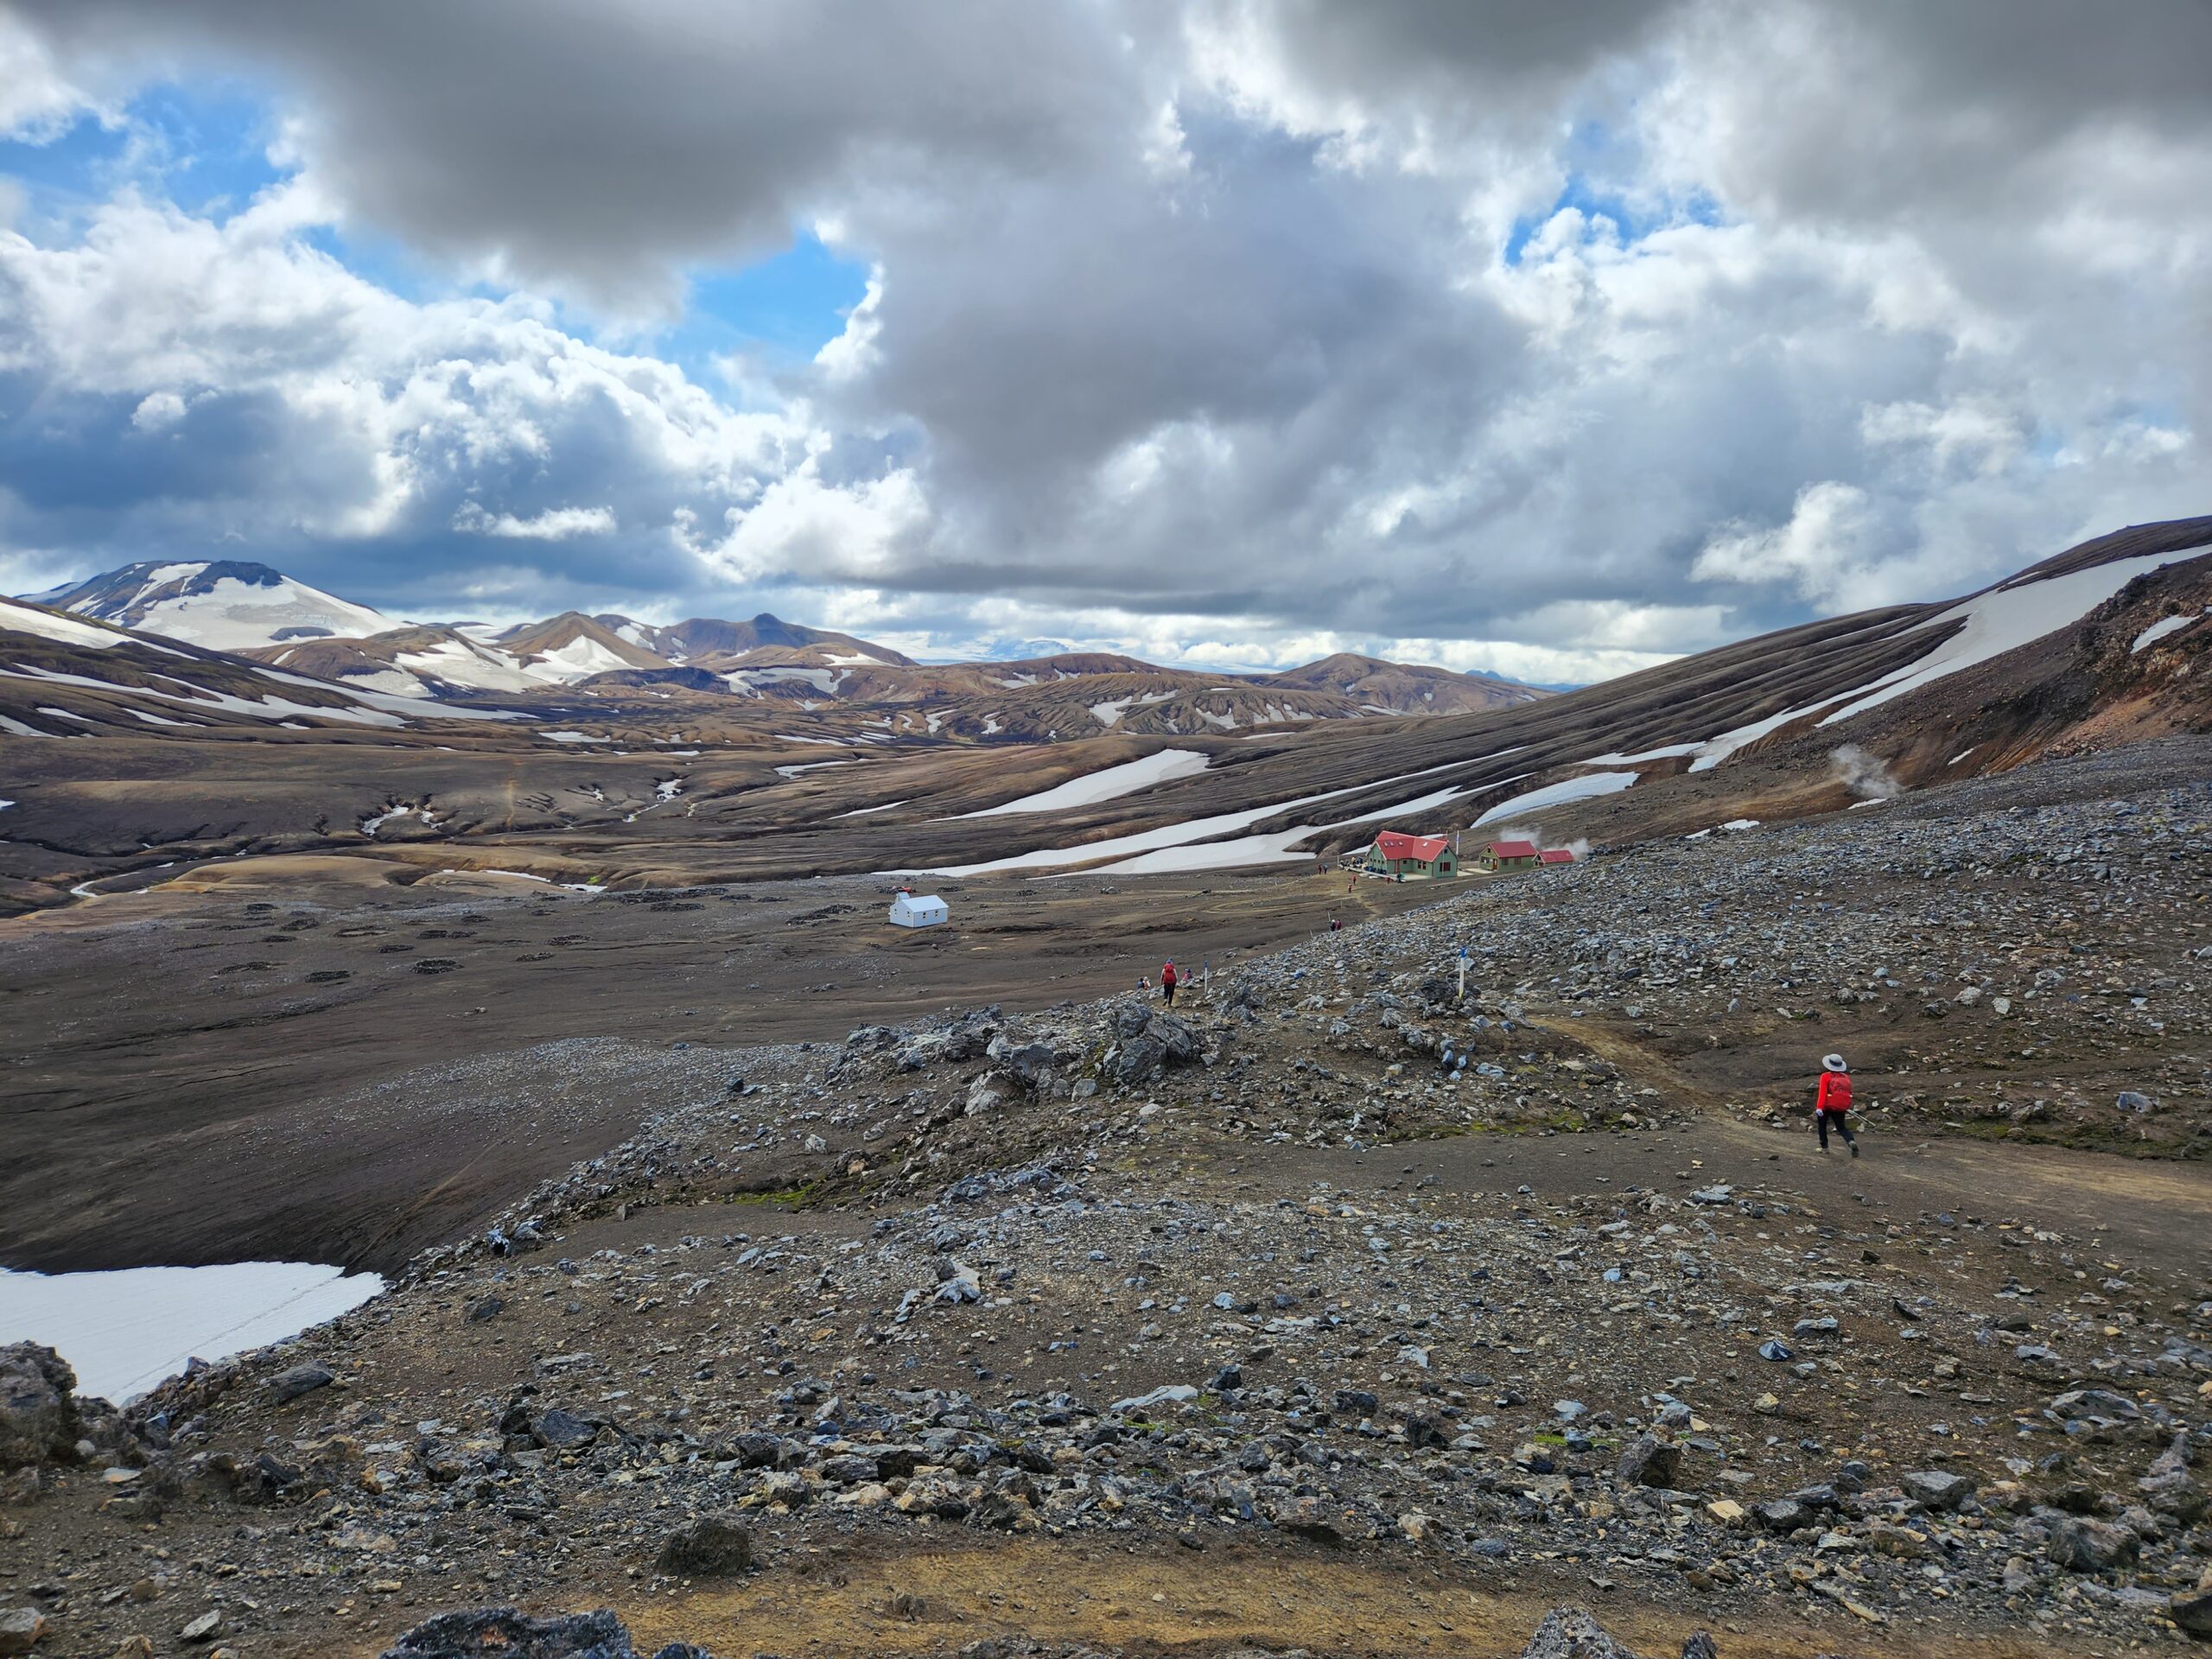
[
  {"xmin": 3, "ymin": 0, "xmax": 2209, "ymax": 678},
  {"xmin": 9, "ymin": 0, "xmax": 1157, "ymax": 308}
]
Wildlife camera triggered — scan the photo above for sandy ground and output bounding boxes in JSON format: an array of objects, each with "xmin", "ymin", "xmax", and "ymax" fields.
[{"xmin": 0, "ymin": 857, "xmax": 1445, "ymax": 1274}]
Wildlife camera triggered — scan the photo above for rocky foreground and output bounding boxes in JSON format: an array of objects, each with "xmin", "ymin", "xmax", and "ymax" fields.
[{"xmin": 1, "ymin": 742, "xmax": 2209, "ymax": 1656}]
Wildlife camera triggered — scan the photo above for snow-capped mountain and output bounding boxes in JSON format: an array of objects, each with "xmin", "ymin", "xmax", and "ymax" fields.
[
  {"xmin": 30, "ymin": 561, "xmax": 399, "ymax": 652},
  {"xmin": 12, "ymin": 563, "xmax": 1539, "ymax": 724},
  {"xmin": 588, "ymin": 612, "xmax": 914, "ymax": 668}
]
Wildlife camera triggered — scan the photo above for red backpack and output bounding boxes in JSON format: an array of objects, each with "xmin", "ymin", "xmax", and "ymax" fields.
[{"xmin": 1820, "ymin": 1071, "xmax": 1853, "ymax": 1112}]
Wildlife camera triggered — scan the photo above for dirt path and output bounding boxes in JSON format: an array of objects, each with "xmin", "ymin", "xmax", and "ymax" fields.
[{"xmin": 1529, "ymin": 1015, "xmax": 2212, "ymax": 1267}]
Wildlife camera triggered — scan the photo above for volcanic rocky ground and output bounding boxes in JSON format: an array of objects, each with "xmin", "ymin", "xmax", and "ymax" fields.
[{"xmin": 3, "ymin": 739, "xmax": 2210, "ymax": 1657}]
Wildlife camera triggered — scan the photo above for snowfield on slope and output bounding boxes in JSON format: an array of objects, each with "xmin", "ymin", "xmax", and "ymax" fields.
[
  {"xmin": 952, "ymin": 748, "xmax": 1212, "ymax": 817},
  {"xmin": 1472, "ymin": 770, "xmax": 1640, "ymax": 826},
  {"xmin": 0, "ymin": 597, "xmax": 135, "ymax": 651},
  {"xmin": 1688, "ymin": 547, "xmax": 2211, "ymax": 771}
]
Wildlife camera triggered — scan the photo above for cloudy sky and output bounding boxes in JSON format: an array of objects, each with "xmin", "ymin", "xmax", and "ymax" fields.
[{"xmin": 1, "ymin": 2, "xmax": 2206, "ymax": 683}]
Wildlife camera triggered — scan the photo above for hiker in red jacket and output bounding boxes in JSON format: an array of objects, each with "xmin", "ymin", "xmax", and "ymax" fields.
[
  {"xmin": 1160, "ymin": 961, "xmax": 1178, "ymax": 1006},
  {"xmin": 1815, "ymin": 1053, "xmax": 1859, "ymax": 1157}
]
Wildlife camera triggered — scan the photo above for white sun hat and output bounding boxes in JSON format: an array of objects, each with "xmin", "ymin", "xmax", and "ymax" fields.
[{"xmin": 1821, "ymin": 1053, "xmax": 1848, "ymax": 1072}]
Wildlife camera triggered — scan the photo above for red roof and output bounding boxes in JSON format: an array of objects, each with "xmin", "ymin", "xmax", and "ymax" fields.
[
  {"xmin": 1538, "ymin": 849, "xmax": 1576, "ymax": 864},
  {"xmin": 1484, "ymin": 840, "xmax": 1538, "ymax": 859},
  {"xmin": 1374, "ymin": 830, "xmax": 1452, "ymax": 862}
]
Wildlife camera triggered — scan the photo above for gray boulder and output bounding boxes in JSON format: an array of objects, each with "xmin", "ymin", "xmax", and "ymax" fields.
[
  {"xmin": 1616, "ymin": 1434, "xmax": 1682, "ymax": 1489},
  {"xmin": 1755, "ymin": 1497, "xmax": 1810, "ymax": 1533},
  {"xmin": 942, "ymin": 1018, "xmax": 996, "ymax": 1063},
  {"xmin": 267, "ymin": 1361, "xmax": 334, "ymax": 1404},
  {"xmin": 2046, "ymin": 1516, "xmax": 2139, "ymax": 1573},
  {"xmin": 533, "ymin": 1408, "xmax": 601, "ymax": 1450},
  {"xmin": 1902, "ymin": 1469, "xmax": 1974, "ymax": 1511},
  {"xmin": 996, "ymin": 1043, "xmax": 1058, "ymax": 1090},
  {"xmin": 0, "ymin": 1606, "xmax": 49, "ymax": 1656},
  {"xmin": 1151, "ymin": 1013, "xmax": 1202, "ymax": 1062},
  {"xmin": 2049, "ymin": 1388, "xmax": 2143, "ymax": 1423},
  {"xmin": 1518, "ymin": 1605, "xmax": 1719, "ymax": 1658},
  {"xmin": 0, "ymin": 1344, "xmax": 81, "ymax": 1468},
  {"xmin": 654, "ymin": 1516, "xmax": 753, "ymax": 1579},
  {"xmin": 1111, "ymin": 1035, "xmax": 1166, "ymax": 1085},
  {"xmin": 2169, "ymin": 1587, "xmax": 2212, "ymax": 1638},
  {"xmin": 380, "ymin": 1606, "xmax": 714, "ymax": 1658}
]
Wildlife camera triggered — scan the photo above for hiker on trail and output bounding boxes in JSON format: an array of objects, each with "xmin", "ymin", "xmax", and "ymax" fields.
[
  {"xmin": 1815, "ymin": 1053, "xmax": 1859, "ymax": 1158},
  {"xmin": 1329, "ymin": 916, "xmax": 1342, "ymax": 932},
  {"xmin": 1160, "ymin": 960, "xmax": 1179, "ymax": 1006}
]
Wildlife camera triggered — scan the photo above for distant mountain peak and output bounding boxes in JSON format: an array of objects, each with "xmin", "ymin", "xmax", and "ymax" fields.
[{"xmin": 27, "ymin": 559, "xmax": 397, "ymax": 652}]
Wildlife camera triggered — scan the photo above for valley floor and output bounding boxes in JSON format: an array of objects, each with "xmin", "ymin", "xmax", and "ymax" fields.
[{"xmin": 1, "ymin": 738, "xmax": 2209, "ymax": 1657}]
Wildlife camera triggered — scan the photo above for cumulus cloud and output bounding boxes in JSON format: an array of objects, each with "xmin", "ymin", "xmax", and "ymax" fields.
[
  {"xmin": 452, "ymin": 502, "xmax": 619, "ymax": 540},
  {"xmin": 1, "ymin": 1, "xmax": 2209, "ymax": 671}
]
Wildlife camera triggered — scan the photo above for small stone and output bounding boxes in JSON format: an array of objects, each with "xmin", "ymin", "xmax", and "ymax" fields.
[
  {"xmin": 0, "ymin": 1608, "xmax": 48, "ymax": 1657},
  {"xmin": 535, "ymin": 1408, "xmax": 601, "ymax": 1449},
  {"xmin": 1902, "ymin": 1469, "xmax": 1974, "ymax": 1511},
  {"xmin": 180, "ymin": 1610, "xmax": 222, "ymax": 1643},
  {"xmin": 2170, "ymin": 1587, "xmax": 2212, "ymax": 1637},
  {"xmin": 266, "ymin": 1362, "xmax": 334, "ymax": 1404}
]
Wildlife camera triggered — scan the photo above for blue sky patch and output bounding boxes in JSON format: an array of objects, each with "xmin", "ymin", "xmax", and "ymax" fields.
[
  {"xmin": 1503, "ymin": 173, "xmax": 1723, "ymax": 265},
  {"xmin": 0, "ymin": 79, "xmax": 283, "ymax": 234},
  {"xmin": 668, "ymin": 234, "xmax": 873, "ymax": 378}
]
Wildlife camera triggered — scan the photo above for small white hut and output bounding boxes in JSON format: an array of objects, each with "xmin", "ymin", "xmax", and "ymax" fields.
[{"xmin": 887, "ymin": 890, "xmax": 948, "ymax": 928}]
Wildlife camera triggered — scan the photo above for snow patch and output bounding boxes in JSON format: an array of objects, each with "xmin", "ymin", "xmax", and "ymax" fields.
[
  {"xmin": 525, "ymin": 635, "xmax": 637, "ymax": 683},
  {"xmin": 0, "ymin": 596, "xmax": 132, "ymax": 650},
  {"xmin": 2132, "ymin": 608, "xmax": 2208, "ymax": 652},
  {"xmin": 1580, "ymin": 742, "xmax": 1700, "ymax": 765},
  {"xmin": 1471, "ymin": 771, "xmax": 1638, "ymax": 827},
  {"xmin": 340, "ymin": 667, "xmax": 432, "ymax": 699},
  {"xmin": 953, "ymin": 748, "xmax": 1211, "ymax": 818},
  {"xmin": 0, "ymin": 1262, "xmax": 384, "ymax": 1405}
]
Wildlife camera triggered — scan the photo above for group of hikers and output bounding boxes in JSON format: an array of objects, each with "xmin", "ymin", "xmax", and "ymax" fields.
[{"xmin": 1138, "ymin": 959, "xmax": 1202, "ymax": 1005}]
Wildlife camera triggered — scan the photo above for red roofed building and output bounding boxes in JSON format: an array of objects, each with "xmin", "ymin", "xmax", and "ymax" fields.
[
  {"xmin": 1538, "ymin": 848, "xmax": 1577, "ymax": 865},
  {"xmin": 1363, "ymin": 830, "xmax": 1458, "ymax": 880},
  {"xmin": 1475, "ymin": 839, "xmax": 1541, "ymax": 872}
]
